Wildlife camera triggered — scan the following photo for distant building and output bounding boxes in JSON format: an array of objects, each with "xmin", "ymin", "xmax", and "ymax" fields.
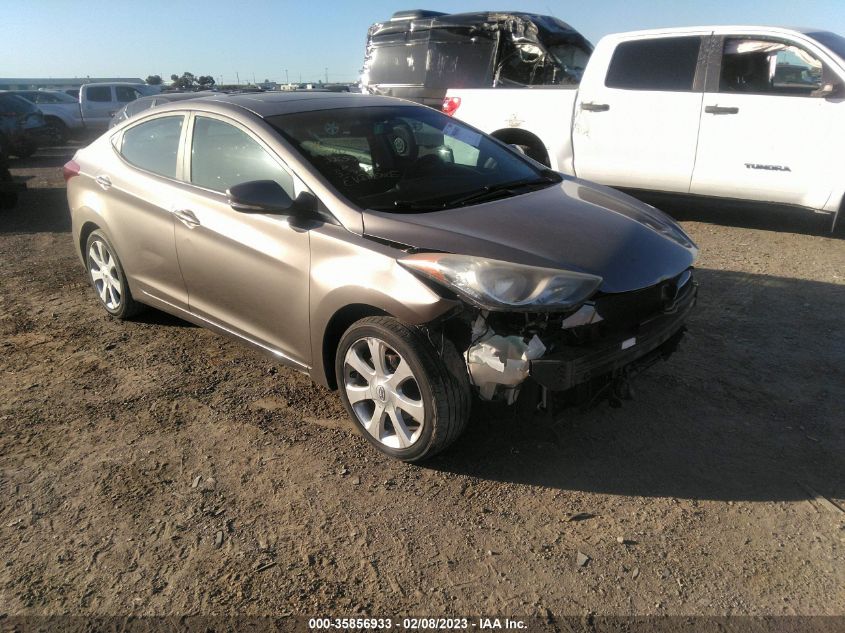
[{"xmin": 0, "ymin": 77, "xmax": 146, "ymax": 90}]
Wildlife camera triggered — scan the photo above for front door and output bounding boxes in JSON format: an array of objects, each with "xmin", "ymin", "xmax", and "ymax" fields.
[
  {"xmin": 572, "ymin": 34, "xmax": 708, "ymax": 193},
  {"xmin": 691, "ymin": 34, "xmax": 842, "ymax": 209},
  {"xmin": 173, "ymin": 114, "xmax": 311, "ymax": 369}
]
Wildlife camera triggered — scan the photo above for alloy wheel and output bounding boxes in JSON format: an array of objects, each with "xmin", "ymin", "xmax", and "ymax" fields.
[
  {"xmin": 88, "ymin": 240, "xmax": 122, "ymax": 311},
  {"xmin": 343, "ymin": 336, "xmax": 426, "ymax": 449}
]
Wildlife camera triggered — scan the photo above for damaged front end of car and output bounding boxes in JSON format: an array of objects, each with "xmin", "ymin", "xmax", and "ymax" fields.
[{"xmin": 403, "ymin": 253, "xmax": 698, "ymax": 409}]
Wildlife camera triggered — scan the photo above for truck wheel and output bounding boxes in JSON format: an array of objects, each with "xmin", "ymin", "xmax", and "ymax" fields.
[
  {"xmin": 45, "ymin": 119, "xmax": 68, "ymax": 144},
  {"xmin": 335, "ymin": 317, "xmax": 471, "ymax": 462}
]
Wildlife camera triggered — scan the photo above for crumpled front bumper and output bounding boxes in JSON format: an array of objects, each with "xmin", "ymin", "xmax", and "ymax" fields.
[{"xmin": 530, "ymin": 280, "xmax": 697, "ymax": 392}]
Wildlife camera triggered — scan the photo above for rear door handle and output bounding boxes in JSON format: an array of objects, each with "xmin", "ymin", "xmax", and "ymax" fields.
[
  {"xmin": 704, "ymin": 105, "xmax": 739, "ymax": 115},
  {"xmin": 95, "ymin": 175, "xmax": 111, "ymax": 190},
  {"xmin": 174, "ymin": 209, "xmax": 200, "ymax": 228},
  {"xmin": 581, "ymin": 102, "xmax": 610, "ymax": 112}
]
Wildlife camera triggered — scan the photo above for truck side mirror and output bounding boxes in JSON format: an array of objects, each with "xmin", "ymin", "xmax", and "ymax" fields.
[{"xmin": 812, "ymin": 80, "xmax": 843, "ymax": 98}]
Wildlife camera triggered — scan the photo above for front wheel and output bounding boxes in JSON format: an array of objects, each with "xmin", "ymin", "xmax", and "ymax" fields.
[{"xmin": 335, "ymin": 317, "xmax": 470, "ymax": 462}]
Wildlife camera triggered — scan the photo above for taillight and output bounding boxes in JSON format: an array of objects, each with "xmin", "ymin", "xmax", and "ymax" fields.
[
  {"xmin": 442, "ymin": 96, "xmax": 461, "ymax": 116},
  {"xmin": 63, "ymin": 160, "xmax": 80, "ymax": 182}
]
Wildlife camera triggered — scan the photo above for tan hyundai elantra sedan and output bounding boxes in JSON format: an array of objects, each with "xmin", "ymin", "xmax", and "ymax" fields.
[{"xmin": 66, "ymin": 92, "xmax": 697, "ymax": 461}]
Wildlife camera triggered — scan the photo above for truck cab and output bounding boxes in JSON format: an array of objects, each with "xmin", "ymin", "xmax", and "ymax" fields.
[{"xmin": 572, "ymin": 27, "xmax": 845, "ymax": 216}]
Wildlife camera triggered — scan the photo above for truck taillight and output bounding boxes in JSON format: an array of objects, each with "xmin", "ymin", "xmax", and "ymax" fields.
[
  {"xmin": 62, "ymin": 160, "xmax": 80, "ymax": 182},
  {"xmin": 442, "ymin": 96, "xmax": 461, "ymax": 116}
]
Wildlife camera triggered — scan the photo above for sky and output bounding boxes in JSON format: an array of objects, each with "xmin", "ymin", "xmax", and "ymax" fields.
[{"xmin": 3, "ymin": 0, "xmax": 845, "ymax": 84}]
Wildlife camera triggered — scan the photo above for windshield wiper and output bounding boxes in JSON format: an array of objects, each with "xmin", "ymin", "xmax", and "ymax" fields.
[
  {"xmin": 446, "ymin": 176, "xmax": 558, "ymax": 208},
  {"xmin": 368, "ymin": 200, "xmax": 448, "ymax": 212}
]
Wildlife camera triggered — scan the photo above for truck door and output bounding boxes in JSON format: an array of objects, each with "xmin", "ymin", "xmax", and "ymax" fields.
[
  {"xmin": 572, "ymin": 34, "xmax": 709, "ymax": 193},
  {"xmin": 81, "ymin": 85, "xmax": 115, "ymax": 129},
  {"xmin": 690, "ymin": 34, "xmax": 842, "ymax": 209}
]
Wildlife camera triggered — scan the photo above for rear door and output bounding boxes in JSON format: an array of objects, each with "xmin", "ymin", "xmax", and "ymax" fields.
[
  {"xmin": 690, "ymin": 33, "xmax": 843, "ymax": 209},
  {"xmin": 105, "ymin": 113, "xmax": 190, "ymax": 309},
  {"xmin": 173, "ymin": 113, "xmax": 312, "ymax": 368},
  {"xmin": 572, "ymin": 33, "xmax": 709, "ymax": 193}
]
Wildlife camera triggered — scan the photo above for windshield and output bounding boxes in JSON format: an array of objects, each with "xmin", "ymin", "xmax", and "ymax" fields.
[
  {"xmin": 268, "ymin": 105, "xmax": 555, "ymax": 212},
  {"xmin": 807, "ymin": 31, "xmax": 845, "ymax": 61}
]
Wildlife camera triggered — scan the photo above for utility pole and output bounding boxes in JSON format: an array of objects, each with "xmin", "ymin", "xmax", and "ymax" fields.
[
  {"xmin": 285, "ymin": 69, "xmax": 289, "ymax": 85},
  {"xmin": 325, "ymin": 67, "xmax": 328, "ymax": 83},
  {"xmin": 236, "ymin": 71, "xmax": 240, "ymax": 86}
]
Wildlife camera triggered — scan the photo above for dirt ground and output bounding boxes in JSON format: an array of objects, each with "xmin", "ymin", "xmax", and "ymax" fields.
[{"xmin": 1, "ymin": 143, "xmax": 843, "ymax": 624}]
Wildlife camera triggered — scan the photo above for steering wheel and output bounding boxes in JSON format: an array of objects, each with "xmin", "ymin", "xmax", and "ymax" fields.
[{"xmin": 387, "ymin": 120, "xmax": 418, "ymax": 161}]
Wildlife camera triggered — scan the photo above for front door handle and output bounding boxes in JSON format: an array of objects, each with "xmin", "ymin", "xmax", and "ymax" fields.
[
  {"xmin": 581, "ymin": 102, "xmax": 610, "ymax": 112},
  {"xmin": 704, "ymin": 105, "xmax": 740, "ymax": 115},
  {"xmin": 95, "ymin": 175, "xmax": 112, "ymax": 190},
  {"xmin": 174, "ymin": 209, "xmax": 200, "ymax": 228}
]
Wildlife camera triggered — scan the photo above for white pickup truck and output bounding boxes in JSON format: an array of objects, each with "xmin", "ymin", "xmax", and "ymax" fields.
[{"xmin": 444, "ymin": 26, "xmax": 845, "ymax": 230}]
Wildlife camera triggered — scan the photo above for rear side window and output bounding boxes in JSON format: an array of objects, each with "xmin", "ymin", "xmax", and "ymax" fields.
[
  {"xmin": 190, "ymin": 117, "xmax": 294, "ymax": 196},
  {"xmin": 86, "ymin": 86, "xmax": 112, "ymax": 102},
  {"xmin": 120, "ymin": 115, "xmax": 184, "ymax": 178},
  {"xmin": 115, "ymin": 86, "xmax": 140, "ymax": 103},
  {"xmin": 605, "ymin": 37, "xmax": 702, "ymax": 91}
]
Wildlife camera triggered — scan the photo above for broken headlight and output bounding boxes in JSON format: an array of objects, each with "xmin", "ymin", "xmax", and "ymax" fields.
[{"xmin": 399, "ymin": 253, "xmax": 602, "ymax": 311}]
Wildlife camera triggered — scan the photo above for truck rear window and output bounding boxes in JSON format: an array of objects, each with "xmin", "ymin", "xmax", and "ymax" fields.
[{"xmin": 605, "ymin": 37, "xmax": 702, "ymax": 91}]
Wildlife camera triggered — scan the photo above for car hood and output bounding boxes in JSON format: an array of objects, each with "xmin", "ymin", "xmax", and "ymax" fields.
[{"xmin": 362, "ymin": 178, "xmax": 698, "ymax": 294}]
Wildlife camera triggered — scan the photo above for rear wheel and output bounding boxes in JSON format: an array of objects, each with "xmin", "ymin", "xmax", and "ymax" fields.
[
  {"xmin": 335, "ymin": 317, "xmax": 470, "ymax": 462},
  {"xmin": 0, "ymin": 167, "xmax": 16, "ymax": 210},
  {"xmin": 85, "ymin": 230, "xmax": 142, "ymax": 319},
  {"xmin": 10, "ymin": 139, "xmax": 36, "ymax": 159},
  {"xmin": 45, "ymin": 118, "xmax": 68, "ymax": 144}
]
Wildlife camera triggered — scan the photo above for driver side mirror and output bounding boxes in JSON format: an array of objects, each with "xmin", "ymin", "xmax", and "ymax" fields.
[
  {"xmin": 812, "ymin": 81, "xmax": 843, "ymax": 98},
  {"xmin": 227, "ymin": 180, "xmax": 317, "ymax": 217}
]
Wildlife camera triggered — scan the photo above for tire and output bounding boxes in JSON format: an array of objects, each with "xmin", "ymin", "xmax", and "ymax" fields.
[
  {"xmin": 45, "ymin": 119, "xmax": 68, "ymax": 144},
  {"xmin": 335, "ymin": 316, "xmax": 471, "ymax": 462},
  {"xmin": 0, "ymin": 167, "xmax": 16, "ymax": 210},
  {"xmin": 10, "ymin": 139, "xmax": 36, "ymax": 159},
  {"xmin": 84, "ymin": 230, "xmax": 142, "ymax": 319}
]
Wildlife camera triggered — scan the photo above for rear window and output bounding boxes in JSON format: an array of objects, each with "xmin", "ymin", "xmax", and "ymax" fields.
[
  {"xmin": 120, "ymin": 115, "xmax": 183, "ymax": 178},
  {"xmin": 86, "ymin": 86, "xmax": 112, "ymax": 102},
  {"xmin": 605, "ymin": 37, "xmax": 702, "ymax": 91}
]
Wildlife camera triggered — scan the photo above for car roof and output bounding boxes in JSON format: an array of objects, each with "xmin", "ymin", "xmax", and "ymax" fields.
[
  {"xmin": 181, "ymin": 91, "xmax": 406, "ymax": 118},
  {"xmin": 603, "ymin": 25, "xmax": 826, "ymax": 39}
]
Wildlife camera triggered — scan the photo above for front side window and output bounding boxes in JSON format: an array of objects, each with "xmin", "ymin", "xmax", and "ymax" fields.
[
  {"xmin": 120, "ymin": 115, "xmax": 184, "ymax": 178},
  {"xmin": 605, "ymin": 37, "xmax": 702, "ymax": 91},
  {"xmin": 115, "ymin": 86, "xmax": 140, "ymax": 103},
  {"xmin": 190, "ymin": 117, "xmax": 294, "ymax": 196},
  {"xmin": 86, "ymin": 86, "xmax": 112, "ymax": 102},
  {"xmin": 720, "ymin": 38, "xmax": 823, "ymax": 96},
  {"xmin": 268, "ymin": 105, "xmax": 551, "ymax": 212}
]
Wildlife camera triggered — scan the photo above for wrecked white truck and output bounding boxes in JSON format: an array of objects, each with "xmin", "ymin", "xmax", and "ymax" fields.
[
  {"xmin": 445, "ymin": 26, "xmax": 845, "ymax": 231},
  {"xmin": 361, "ymin": 10, "xmax": 593, "ymax": 107}
]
